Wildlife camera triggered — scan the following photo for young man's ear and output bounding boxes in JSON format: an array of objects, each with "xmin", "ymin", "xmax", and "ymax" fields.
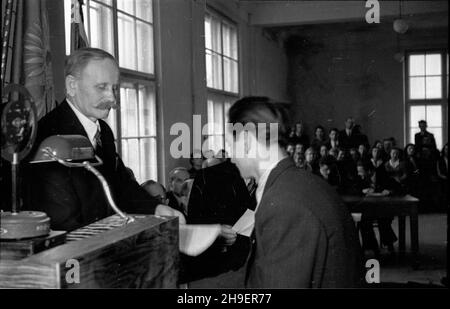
[{"xmin": 65, "ymin": 75, "xmax": 77, "ymax": 97}]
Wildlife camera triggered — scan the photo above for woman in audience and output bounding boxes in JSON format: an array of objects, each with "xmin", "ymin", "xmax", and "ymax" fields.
[
  {"xmin": 318, "ymin": 157, "xmax": 342, "ymax": 191},
  {"xmin": 319, "ymin": 144, "xmax": 329, "ymax": 159},
  {"xmin": 326, "ymin": 128, "xmax": 340, "ymax": 150},
  {"xmin": 384, "ymin": 147, "xmax": 407, "ymax": 194},
  {"xmin": 304, "ymin": 147, "xmax": 319, "ymax": 174},
  {"xmin": 295, "ymin": 142, "xmax": 305, "ymax": 156},
  {"xmin": 358, "ymin": 143, "xmax": 370, "ymax": 166},
  {"xmin": 328, "ymin": 147, "xmax": 338, "ymax": 160},
  {"xmin": 310, "ymin": 125, "xmax": 327, "ymax": 150},
  {"xmin": 286, "ymin": 143, "xmax": 295, "ymax": 157},
  {"xmin": 354, "ymin": 162, "xmax": 397, "ymax": 256}
]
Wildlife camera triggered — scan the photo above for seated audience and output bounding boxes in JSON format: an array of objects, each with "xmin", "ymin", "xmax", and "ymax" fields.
[
  {"xmin": 318, "ymin": 156, "xmax": 341, "ymax": 190},
  {"xmin": 293, "ymin": 149, "xmax": 306, "ymax": 169},
  {"xmin": 358, "ymin": 143, "xmax": 371, "ymax": 166},
  {"xmin": 381, "ymin": 138, "xmax": 393, "ymax": 162}
]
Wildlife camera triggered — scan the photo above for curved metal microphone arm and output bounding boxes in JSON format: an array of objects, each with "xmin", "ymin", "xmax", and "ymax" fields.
[{"xmin": 41, "ymin": 148, "xmax": 135, "ymax": 223}]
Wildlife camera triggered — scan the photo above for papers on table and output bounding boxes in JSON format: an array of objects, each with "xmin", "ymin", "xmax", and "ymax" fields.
[
  {"xmin": 179, "ymin": 224, "xmax": 221, "ymax": 256},
  {"xmin": 232, "ymin": 209, "xmax": 255, "ymax": 237}
]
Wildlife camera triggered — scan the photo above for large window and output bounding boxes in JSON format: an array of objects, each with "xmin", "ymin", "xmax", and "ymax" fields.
[
  {"xmin": 204, "ymin": 9, "xmax": 239, "ymax": 154},
  {"xmin": 65, "ymin": 0, "xmax": 157, "ymax": 183},
  {"xmin": 406, "ymin": 51, "xmax": 448, "ymax": 150}
]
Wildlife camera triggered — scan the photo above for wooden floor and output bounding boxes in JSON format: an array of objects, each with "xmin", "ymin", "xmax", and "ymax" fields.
[{"xmin": 374, "ymin": 213, "xmax": 447, "ymax": 287}]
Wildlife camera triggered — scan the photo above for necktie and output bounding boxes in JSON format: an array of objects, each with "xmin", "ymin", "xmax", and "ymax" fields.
[{"xmin": 94, "ymin": 129, "xmax": 102, "ymax": 149}]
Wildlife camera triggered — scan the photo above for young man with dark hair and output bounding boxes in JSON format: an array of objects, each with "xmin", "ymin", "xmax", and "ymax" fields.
[{"xmin": 227, "ymin": 96, "xmax": 362, "ymax": 288}]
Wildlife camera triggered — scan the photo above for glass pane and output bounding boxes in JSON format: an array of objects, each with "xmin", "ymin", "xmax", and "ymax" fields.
[
  {"xmin": 410, "ymin": 105, "xmax": 426, "ymax": 127},
  {"xmin": 224, "ymin": 101, "xmax": 231, "ymax": 123},
  {"xmin": 409, "ymin": 55, "xmax": 425, "ymax": 76},
  {"xmin": 89, "ymin": 2, "xmax": 114, "ymax": 54},
  {"xmin": 205, "ymin": 15, "xmax": 212, "ymax": 50},
  {"xmin": 120, "ymin": 85, "xmax": 138, "ymax": 137},
  {"xmin": 138, "ymin": 84, "xmax": 156, "ymax": 136},
  {"xmin": 222, "ymin": 22, "xmax": 238, "ymax": 60},
  {"xmin": 426, "ymin": 105, "xmax": 442, "ymax": 127},
  {"xmin": 427, "ymin": 127, "xmax": 442, "ymax": 150},
  {"xmin": 206, "ymin": 51, "xmax": 222, "ymax": 90},
  {"xmin": 224, "ymin": 58, "xmax": 238, "ymax": 93},
  {"xmin": 425, "ymin": 76, "xmax": 442, "ymax": 99},
  {"xmin": 409, "ymin": 77, "xmax": 425, "ymax": 99},
  {"xmin": 425, "ymin": 54, "xmax": 441, "ymax": 75},
  {"xmin": 211, "ymin": 16, "xmax": 221, "ymax": 53},
  {"xmin": 136, "ymin": 21, "xmax": 154, "ymax": 74},
  {"xmin": 105, "ymin": 108, "xmax": 118, "ymax": 139},
  {"xmin": 117, "ymin": 0, "xmax": 134, "ymax": 15},
  {"xmin": 207, "ymin": 99, "xmax": 215, "ymax": 134},
  {"xmin": 409, "ymin": 128, "xmax": 420, "ymax": 144},
  {"xmin": 64, "ymin": 0, "xmax": 71, "ymax": 55},
  {"xmin": 118, "ymin": 12, "xmax": 136, "ymax": 70},
  {"xmin": 140, "ymin": 138, "xmax": 157, "ymax": 184},
  {"xmin": 206, "ymin": 51, "xmax": 213, "ymax": 88},
  {"xmin": 213, "ymin": 101, "xmax": 224, "ymax": 134},
  {"xmin": 135, "ymin": 0, "xmax": 153, "ymax": 23},
  {"xmin": 122, "ymin": 138, "xmax": 140, "ymax": 182}
]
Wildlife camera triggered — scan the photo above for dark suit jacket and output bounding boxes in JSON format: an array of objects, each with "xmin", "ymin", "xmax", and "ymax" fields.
[
  {"xmin": 245, "ymin": 157, "xmax": 362, "ymax": 288},
  {"xmin": 338, "ymin": 129, "xmax": 360, "ymax": 150},
  {"xmin": 180, "ymin": 160, "xmax": 251, "ymax": 282},
  {"xmin": 23, "ymin": 100, "xmax": 158, "ymax": 231}
]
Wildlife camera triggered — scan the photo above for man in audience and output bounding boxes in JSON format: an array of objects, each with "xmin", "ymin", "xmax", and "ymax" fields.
[
  {"xmin": 24, "ymin": 47, "xmax": 184, "ymax": 231},
  {"xmin": 339, "ymin": 117, "xmax": 360, "ymax": 150},
  {"xmin": 289, "ymin": 122, "xmax": 310, "ymax": 149},
  {"xmin": 167, "ymin": 167, "xmax": 190, "ymax": 214},
  {"xmin": 188, "ymin": 149, "xmax": 204, "ymax": 179},
  {"xmin": 227, "ymin": 96, "xmax": 362, "ymax": 288},
  {"xmin": 415, "ymin": 120, "xmax": 437, "ymax": 153},
  {"xmin": 142, "ymin": 180, "xmax": 169, "ymax": 206}
]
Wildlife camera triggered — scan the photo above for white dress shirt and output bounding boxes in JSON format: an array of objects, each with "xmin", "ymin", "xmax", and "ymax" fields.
[
  {"xmin": 255, "ymin": 159, "xmax": 284, "ymax": 211},
  {"xmin": 67, "ymin": 99, "xmax": 101, "ymax": 148}
]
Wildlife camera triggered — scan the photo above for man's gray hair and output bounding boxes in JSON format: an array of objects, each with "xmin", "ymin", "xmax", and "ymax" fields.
[{"xmin": 65, "ymin": 47, "xmax": 118, "ymax": 78}]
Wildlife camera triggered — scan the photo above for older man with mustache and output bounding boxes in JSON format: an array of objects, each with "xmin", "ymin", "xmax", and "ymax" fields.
[{"xmin": 24, "ymin": 48, "xmax": 184, "ymax": 231}]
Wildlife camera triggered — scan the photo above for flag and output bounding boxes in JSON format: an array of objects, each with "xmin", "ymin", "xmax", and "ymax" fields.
[
  {"xmin": 70, "ymin": 0, "xmax": 89, "ymax": 53},
  {"xmin": 22, "ymin": 0, "xmax": 55, "ymax": 120}
]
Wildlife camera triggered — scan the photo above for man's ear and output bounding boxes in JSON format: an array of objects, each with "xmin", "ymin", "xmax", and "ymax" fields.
[{"xmin": 65, "ymin": 75, "xmax": 77, "ymax": 97}]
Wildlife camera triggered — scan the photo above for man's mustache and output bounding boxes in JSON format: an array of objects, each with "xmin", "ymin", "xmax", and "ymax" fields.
[{"xmin": 98, "ymin": 101, "xmax": 118, "ymax": 110}]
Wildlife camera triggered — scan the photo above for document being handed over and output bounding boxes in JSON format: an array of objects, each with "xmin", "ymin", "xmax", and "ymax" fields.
[{"xmin": 232, "ymin": 209, "xmax": 255, "ymax": 237}]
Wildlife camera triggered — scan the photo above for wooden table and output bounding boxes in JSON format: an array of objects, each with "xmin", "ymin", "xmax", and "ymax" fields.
[{"xmin": 342, "ymin": 194, "xmax": 420, "ymax": 265}]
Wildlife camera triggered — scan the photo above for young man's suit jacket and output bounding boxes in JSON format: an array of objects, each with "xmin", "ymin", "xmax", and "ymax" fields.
[
  {"xmin": 245, "ymin": 157, "xmax": 362, "ymax": 288},
  {"xmin": 24, "ymin": 100, "xmax": 158, "ymax": 231}
]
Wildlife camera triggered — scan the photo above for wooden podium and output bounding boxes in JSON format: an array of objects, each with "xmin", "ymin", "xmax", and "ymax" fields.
[{"xmin": 0, "ymin": 215, "xmax": 179, "ymax": 288}]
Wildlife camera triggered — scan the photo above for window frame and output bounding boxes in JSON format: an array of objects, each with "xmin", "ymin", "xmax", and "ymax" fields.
[
  {"xmin": 204, "ymin": 7, "xmax": 240, "ymax": 153},
  {"xmin": 405, "ymin": 49, "xmax": 448, "ymax": 150}
]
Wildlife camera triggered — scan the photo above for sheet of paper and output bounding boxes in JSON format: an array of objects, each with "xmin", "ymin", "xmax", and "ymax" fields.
[
  {"xmin": 179, "ymin": 224, "xmax": 221, "ymax": 256},
  {"xmin": 232, "ymin": 209, "xmax": 255, "ymax": 237}
]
